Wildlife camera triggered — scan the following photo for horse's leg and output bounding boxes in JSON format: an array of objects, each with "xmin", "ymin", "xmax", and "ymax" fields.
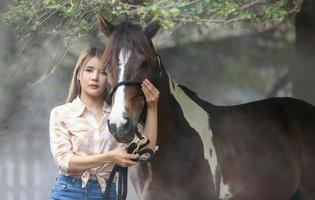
[
  {"xmin": 290, "ymin": 188, "xmax": 302, "ymax": 200},
  {"xmin": 290, "ymin": 186, "xmax": 315, "ymax": 200}
]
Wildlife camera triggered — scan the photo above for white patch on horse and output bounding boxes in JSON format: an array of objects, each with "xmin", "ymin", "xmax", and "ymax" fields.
[
  {"xmin": 168, "ymin": 75, "xmax": 233, "ymax": 199},
  {"xmin": 109, "ymin": 49, "xmax": 131, "ymax": 128},
  {"xmin": 220, "ymin": 180, "xmax": 232, "ymax": 200}
]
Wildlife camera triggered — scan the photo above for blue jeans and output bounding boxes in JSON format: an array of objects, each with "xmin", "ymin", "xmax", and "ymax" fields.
[{"xmin": 50, "ymin": 174, "xmax": 117, "ymax": 200}]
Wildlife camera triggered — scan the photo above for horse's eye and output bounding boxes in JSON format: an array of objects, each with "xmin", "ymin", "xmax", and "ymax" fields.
[{"xmin": 140, "ymin": 60, "xmax": 148, "ymax": 69}]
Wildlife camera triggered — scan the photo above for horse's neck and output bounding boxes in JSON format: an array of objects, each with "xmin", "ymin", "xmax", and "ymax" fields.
[{"xmin": 157, "ymin": 73, "xmax": 215, "ymax": 151}]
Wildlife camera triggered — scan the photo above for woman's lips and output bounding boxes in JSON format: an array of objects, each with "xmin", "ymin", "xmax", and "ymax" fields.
[{"xmin": 89, "ymin": 84, "xmax": 99, "ymax": 89}]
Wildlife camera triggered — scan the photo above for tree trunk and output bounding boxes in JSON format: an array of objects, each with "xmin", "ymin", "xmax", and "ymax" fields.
[{"xmin": 292, "ymin": 0, "xmax": 315, "ymax": 105}]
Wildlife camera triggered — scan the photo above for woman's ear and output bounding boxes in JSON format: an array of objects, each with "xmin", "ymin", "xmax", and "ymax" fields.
[
  {"xmin": 98, "ymin": 14, "xmax": 114, "ymax": 37},
  {"xmin": 77, "ymin": 75, "xmax": 81, "ymax": 83}
]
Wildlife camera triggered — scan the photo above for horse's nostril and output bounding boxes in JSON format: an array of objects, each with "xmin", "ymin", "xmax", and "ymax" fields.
[
  {"xmin": 124, "ymin": 118, "xmax": 130, "ymax": 128},
  {"xmin": 109, "ymin": 123, "xmax": 118, "ymax": 134},
  {"xmin": 122, "ymin": 112, "xmax": 128, "ymax": 120},
  {"xmin": 122, "ymin": 113, "xmax": 130, "ymax": 127}
]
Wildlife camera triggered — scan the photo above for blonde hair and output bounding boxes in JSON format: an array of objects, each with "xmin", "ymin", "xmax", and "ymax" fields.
[{"xmin": 66, "ymin": 47, "xmax": 105, "ymax": 103}]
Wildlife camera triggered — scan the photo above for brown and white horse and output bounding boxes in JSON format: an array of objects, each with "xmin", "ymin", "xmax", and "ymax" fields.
[{"xmin": 98, "ymin": 15, "xmax": 315, "ymax": 200}]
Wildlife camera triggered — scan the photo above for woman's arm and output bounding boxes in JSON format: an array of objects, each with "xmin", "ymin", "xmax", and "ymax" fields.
[
  {"xmin": 141, "ymin": 79, "xmax": 159, "ymax": 151},
  {"xmin": 68, "ymin": 148, "xmax": 139, "ymax": 173},
  {"xmin": 68, "ymin": 153, "xmax": 111, "ymax": 173}
]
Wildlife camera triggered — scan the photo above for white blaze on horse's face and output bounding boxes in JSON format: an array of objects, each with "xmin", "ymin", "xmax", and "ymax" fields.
[{"xmin": 109, "ymin": 49, "xmax": 131, "ymax": 130}]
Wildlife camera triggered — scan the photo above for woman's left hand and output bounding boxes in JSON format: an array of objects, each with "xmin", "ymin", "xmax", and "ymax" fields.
[{"xmin": 141, "ymin": 79, "xmax": 159, "ymax": 109}]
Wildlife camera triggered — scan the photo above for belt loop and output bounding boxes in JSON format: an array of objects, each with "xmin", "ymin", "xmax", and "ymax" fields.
[{"xmin": 71, "ymin": 176, "xmax": 76, "ymax": 184}]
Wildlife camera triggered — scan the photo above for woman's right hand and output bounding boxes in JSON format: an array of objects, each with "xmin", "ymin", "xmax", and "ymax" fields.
[{"xmin": 109, "ymin": 148, "xmax": 139, "ymax": 167}]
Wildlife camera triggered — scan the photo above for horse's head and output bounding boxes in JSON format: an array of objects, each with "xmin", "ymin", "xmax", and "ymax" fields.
[{"xmin": 98, "ymin": 15, "xmax": 161, "ymax": 143}]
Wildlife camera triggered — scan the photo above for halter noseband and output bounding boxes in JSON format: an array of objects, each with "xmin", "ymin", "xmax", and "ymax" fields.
[{"xmin": 108, "ymin": 80, "xmax": 142, "ymax": 97}]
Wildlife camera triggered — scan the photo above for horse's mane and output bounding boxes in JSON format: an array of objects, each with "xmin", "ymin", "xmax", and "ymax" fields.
[{"xmin": 178, "ymin": 84, "xmax": 214, "ymax": 109}]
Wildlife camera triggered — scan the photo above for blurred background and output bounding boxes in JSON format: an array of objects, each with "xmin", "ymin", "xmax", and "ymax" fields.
[{"xmin": 0, "ymin": 0, "xmax": 314, "ymax": 199}]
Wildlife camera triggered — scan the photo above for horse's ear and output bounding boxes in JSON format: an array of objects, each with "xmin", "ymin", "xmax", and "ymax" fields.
[
  {"xmin": 144, "ymin": 21, "xmax": 160, "ymax": 39},
  {"xmin": 98, "ymin": 14, "xmax": 114, "ymax": 37}
]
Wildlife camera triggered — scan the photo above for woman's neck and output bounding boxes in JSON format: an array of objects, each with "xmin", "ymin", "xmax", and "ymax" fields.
[{"xmin": 80, "ymin": 93, "xmax": 104, "ymax": 112}]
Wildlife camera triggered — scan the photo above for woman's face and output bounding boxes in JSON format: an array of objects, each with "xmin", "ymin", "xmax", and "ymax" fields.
[{"xmin": 79, "ymin": 56, "xmax": 107, "ymax": 99}]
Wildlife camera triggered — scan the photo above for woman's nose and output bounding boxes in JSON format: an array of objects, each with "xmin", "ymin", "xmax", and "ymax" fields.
[{"xmin": 91, "ymin": 72, "xmax": 99, "ymax": 81}]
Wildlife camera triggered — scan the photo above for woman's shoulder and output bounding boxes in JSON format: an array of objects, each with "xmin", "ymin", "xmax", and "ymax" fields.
[{"xmin": 50, "ymin": 102, "xmax": 74, "ymax": 117}]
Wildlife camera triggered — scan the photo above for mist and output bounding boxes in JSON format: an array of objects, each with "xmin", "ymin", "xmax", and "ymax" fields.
[{"xmin": 0, "ymin": 5, "xmax": 314, "ymax": 200}]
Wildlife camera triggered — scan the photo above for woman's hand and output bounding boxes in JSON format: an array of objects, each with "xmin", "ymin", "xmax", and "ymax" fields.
[
  {"xmin": 141, "ymin": 79, "xmax": 160, "ymax": 109},
  {"xmin": 109, "ymin": 147, "xmax": 139, "ymax": 168},
  {"xmin": 140, "ymin": 79, "xmax": 159, "ymax": 151}
]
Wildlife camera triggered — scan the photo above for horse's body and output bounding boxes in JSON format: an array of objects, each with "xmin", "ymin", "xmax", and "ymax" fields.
[
  {"xmin": 130, "ymin": 78, "xmax": 315, "ymax": 200},
  {"xmin": 97, "ymin": 16, "xmax": 315, "ymax": 200}
]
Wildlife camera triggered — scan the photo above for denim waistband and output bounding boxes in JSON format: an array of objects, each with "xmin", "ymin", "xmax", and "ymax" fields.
[
  {"xmin": 51, "ymin": 174, "xmax": 117, "ymax": 199},
  {"xmin": 57, "ymin": 174, "xmax": 100, "ymax": 185}
]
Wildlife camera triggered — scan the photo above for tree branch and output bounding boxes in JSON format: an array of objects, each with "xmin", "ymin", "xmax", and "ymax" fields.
[
  {"xmin": 265, "ymin": 71, "xmax": 289, "ymax": 98},
  {"xmin": 240, "ymin": 0, "xmax": 262, "ymax": 10}
]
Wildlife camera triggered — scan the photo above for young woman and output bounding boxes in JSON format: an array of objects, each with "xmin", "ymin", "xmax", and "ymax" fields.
[{"xmin": 49, "ymin": 47, "xmax": 159, "ymax": 200}]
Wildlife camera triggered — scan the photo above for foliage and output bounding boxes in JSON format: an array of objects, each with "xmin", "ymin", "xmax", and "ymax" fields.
[{"xmin": 1, "ymin": 0, "xmax": 302, "ymax": 44}]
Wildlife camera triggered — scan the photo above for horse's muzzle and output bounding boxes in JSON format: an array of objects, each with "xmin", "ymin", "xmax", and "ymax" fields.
[{"xmin": 108, "ymin": 120, "xmax": 135, "ymax": 143}]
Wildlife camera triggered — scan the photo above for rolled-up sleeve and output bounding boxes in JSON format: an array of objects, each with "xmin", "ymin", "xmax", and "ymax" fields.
[{"xmin": 49, "ymin": 107, "xmax": 74, "ymax": 172}]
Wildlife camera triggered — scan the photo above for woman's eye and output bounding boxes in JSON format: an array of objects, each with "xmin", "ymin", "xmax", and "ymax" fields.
[{"xmin": 85, "ymin": 69, "xmax": 93, "ymax": 73}]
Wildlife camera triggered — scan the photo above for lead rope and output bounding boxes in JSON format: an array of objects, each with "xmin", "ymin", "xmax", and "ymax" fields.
[{"xmin": 104, "ymin": 133, "xmax": 154, "ymax": 200}]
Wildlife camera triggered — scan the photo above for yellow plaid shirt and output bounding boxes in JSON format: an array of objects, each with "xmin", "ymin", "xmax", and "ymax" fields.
[{"xmin": 49, "ymin": 96, "xmax": 136, "ymax": 192}]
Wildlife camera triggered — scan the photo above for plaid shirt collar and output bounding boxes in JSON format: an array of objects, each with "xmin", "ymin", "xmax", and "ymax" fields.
[{"xmin": 71, "ymin": 96, "xmax": 111, "ymax": 117}]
